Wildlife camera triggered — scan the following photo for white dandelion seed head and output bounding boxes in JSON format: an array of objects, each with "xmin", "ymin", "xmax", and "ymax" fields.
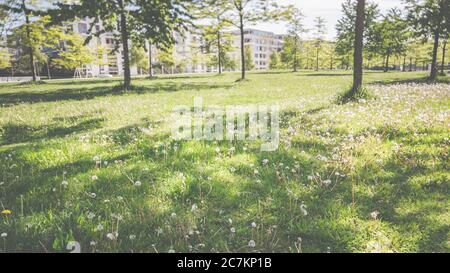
[
  {"xmin": 106, "ymin": 233, "xmax": 117, "ymax": 240},
  {"xmin": 370, "ymin": 211, "xmax": 380, "ymax": 220},
  {"xmin": 248, "ymin": 240, "xmax": 256, "ymax": 248},
  {"xmin": 300, "ymin": 203, "xmax": 308, "ymax": 216},
  {"xmin": 96, "ymin": 224, "xmax": 104, "ymax": 231}
]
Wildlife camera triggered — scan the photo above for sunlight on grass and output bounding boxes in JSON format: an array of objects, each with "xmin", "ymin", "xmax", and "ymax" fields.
[{"xmin": 0, "ymin": 71, "xmax": 449, "ymax": 253}]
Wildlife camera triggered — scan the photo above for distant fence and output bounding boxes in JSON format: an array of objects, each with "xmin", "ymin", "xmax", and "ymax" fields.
[{"xmin": 0, "ymin": 76, "xmax": 41, "ymax": 83}]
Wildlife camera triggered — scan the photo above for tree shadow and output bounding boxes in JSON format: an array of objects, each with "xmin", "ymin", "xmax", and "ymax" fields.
[
  {"xmin": 350, "ymin": 126, "xmax": 449, "ymax": 252},
  {"xmin": 0, "ymin": 100, "xmax": 448, "ymax": 253},
  {"xmin": 0, "ymin": 117, "xmax": 105, "ymax": 145},
  {"xmin": 0, "ymin": 81, "xmax": 233, "ymax": 107},
  {"xmin": 300, "ymin": 73, "xmax": 352, "ymax": 77},
  {"xmin": 371, "ymin": 76, "xmax": 450, "ymax": 85}
]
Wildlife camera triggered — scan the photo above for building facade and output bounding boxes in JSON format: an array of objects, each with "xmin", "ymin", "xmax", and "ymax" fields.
[{"xmin": 231, "ymin": 29, "xmax": 285, "ymax": 70}]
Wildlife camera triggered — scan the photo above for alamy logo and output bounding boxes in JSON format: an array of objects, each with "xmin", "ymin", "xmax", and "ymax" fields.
[{"xmin": 171, "ymin": 97, "xmax": 280, "ymax": 152}]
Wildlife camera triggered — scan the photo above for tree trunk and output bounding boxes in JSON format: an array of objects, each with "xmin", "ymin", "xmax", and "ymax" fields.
[
  {"xmin": 402, "ymin": 56, "xmax": 406, "ymax": 72},
  {"xmin": 441, "ymin": 39, "xmax": 447, "ymax": 75},
  {"xmin": 293, "ymin": 36, "xmax": 298, "ymax": 72},
  {"xmin": 46, "ymin": 61, "xmax": 51, "ymax": 79},
  {"xmin": 351, "ymin": 0, "xmax": 365, "ymax": 93},
  {"xmin": 430, "ymin": 30, "xmax": 440, "ymax": 81},
  {"xmin": 118, "ymin": 0, "xmax": 131, "ymax": 89},
  {"xmin": 316, "ymin": 47, "xmax": 319, "ymax": 71},
  {"xmin": 217, "ymin": 31, "xmax": 222, "ymax": 74},
  {"xmin": 239, "ymin": 13, "xmax": 245, "ymax": 80},
  {"xmin": 306, "ymin": 53, "xmax": 309, "ymax": 69},
  {"xmin": 384, "ymin": 53, "xmax": 390, "ymax": 72},
  {"xmin": 22, "ymin": 0, "xmax": 36, "ymax": 82},
  {"xmin": 409, "ymin": 57, "xmax": 413, "ymax": 71},
  {"xmin": 148, "ymin": 40, "xmax": 153, "ymax": 77}
]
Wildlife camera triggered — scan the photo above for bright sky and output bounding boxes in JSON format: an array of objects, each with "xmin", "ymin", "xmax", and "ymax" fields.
[{"xmin": 253, "ymin": 0, "xmax": 405, "ymax": 39}]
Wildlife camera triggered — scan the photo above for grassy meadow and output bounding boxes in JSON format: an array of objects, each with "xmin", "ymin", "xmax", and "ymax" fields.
[{"xmin": 0, "ymin": 70, "xmax": 449, "ymax": 253}]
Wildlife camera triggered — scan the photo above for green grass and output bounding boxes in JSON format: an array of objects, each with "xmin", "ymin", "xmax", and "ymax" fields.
[{"xmin": 0, "ymin": 70, "xmax": 449, "ymax": 253}]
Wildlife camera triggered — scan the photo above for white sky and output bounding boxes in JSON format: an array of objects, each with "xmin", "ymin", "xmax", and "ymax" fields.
[{"xmin": 253, "ymin": 0, "xmax": 405, "ymax": 39}]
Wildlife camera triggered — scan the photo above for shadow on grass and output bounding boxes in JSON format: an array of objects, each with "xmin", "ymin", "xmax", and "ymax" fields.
[
  {"xmin": 300, "ymin": 73, "xmax": 352, "ymax": 77},
  {"xmin": 371, "ymin": 75, "xmax": 450, "ymax": 85},
  {"xmin": 350, "ymin": 126, "xmax": 449, "ymax": 252},
  {"xmin": 0, "ymin": 117, "xmax": 105, "ymax": 145},
  {"xmin": 0, "ymin": 81, "xmax": 233, "ymax": 107},
  {"xmin": 0, "ymin": 103, "xmax": 448, "ymax": 252}
]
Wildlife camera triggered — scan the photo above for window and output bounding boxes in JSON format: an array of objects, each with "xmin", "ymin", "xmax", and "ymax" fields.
[{"xmin": 78, "ymin": 23, "xmax": 88, "ymax": 34}]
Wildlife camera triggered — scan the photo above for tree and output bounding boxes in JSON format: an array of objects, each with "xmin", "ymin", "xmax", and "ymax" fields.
[
  {"xmin": 0, "ymin": 47, "xmax": 11, "ymax": 69},
  {"xmin": 6, "ymin": 15, "xmax": 66, "ymax": 79},
  {"xmin": 51, "ymin": 0, "xmax": 195, "ymax": 89},
  {"xmin": 157, "ymin": 46, "xmax": 175, "ymax": 74},
  {"xmin": 284, "ymin": 6, "xmax": 307, "ymax": 72},
  {"xmin": 313, "ymin": 17, "xmax": 327, "ymax": 71},
  {"xmin": 269, "ymin": 51, "xmax": 282, "ymax": 70},
  {"xmin": 130, "ymin": 45, "xmax": 148, "ymax": 74},
  {"xmin": 405, "ymin": 0, "xmax": 450, "ymax": 80},
  {"xmin": 370, "ymin": 9, "xmax": 409, "ymax": 72},
  {"xmin": 352, "ymin": 0, "xmax": 366, "ymax": 94},
  {"xmin": 130, "ymin": 0, "xmax": 195, "ymax": 78},
  {"xmin": 335, "ymin": 0, "xmax": 379, "ymax": 70},
  {"xmin": 53, "ymin": 34, "xmax": 96, "ymax": 71},
  {"xmin": 244, "ymin": 44, "xmax": 254, "ymax": 71},
  {"xmin": 440, "ymin": 35, "xmax": 448, "ymax": 74},
  {"xmin": 227, "ymin": 0, "xmax": 287, "ymax": 80},
  {"xmin": 197, "ymin": 0, "xmax": 233, "ymax": 74},
  {"xmin": 0, "ymin": 0, "xmax": 49, "ymax": 81}
]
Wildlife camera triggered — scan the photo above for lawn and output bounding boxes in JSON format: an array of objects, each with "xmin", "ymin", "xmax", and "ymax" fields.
[{"xmin": 0, "ymin": 70, "xmax": 449, "ymax": 253}]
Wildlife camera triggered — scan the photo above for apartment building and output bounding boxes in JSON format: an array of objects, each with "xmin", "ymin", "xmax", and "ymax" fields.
[
  {"xmin": 71, "ymin": 18, "xmax": 138, "ymax": 77},
  {"xmin": 172, "ymin": 28, "xmax": 225, "ymax": 74},
  {"xmin": 230, "ymin": 29, "xmax": 285, "ymax": 70}
]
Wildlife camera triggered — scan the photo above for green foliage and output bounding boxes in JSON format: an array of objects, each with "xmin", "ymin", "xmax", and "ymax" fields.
[
  {"xmin": 157, "ymin": 46, "xmax": 176, "ymax": 68},
  {"xmin": 130, "ymin": 45, "xmax": 149, "ymax": 71},
  {"xmin": 405, "ymin": 0, "xmax": 450, "ymax": 39},
  {"xmin": 0, "ymin": 47, "xmax": 11, "ymax": 69},
  {"xmin": 244, "ymin": 45, "xmax": 254, "ymax": 71},
  {"xmin": 53, "ymin": 34, "xmax": 96, "ymax": 70},
  {"xmin": 368, "ymin": 9, "xmax": 409, "ymax": 67},
  {"xmin": 282, "ymin": 6, "xmax": 307, "ymax": 71},
  {"xmin": 335, "ymin": 0, "xmax": 380, "ymax": 58},
  {"xmin": 269, "ymin": 52, "xmax": 282, "ymax": 70}
]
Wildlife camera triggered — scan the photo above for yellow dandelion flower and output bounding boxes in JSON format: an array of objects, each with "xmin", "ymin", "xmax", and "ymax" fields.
[{"xmin": 1, "ymin": 210, "xmax": 12, "ymax": 215}]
